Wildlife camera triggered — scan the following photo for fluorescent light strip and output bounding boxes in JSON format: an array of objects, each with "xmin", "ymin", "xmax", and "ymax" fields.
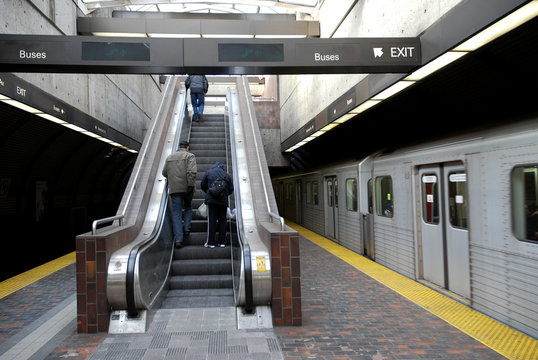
[
  {"xmin": 62, "ymin": 123, "xmax": 86, "ymax": 132},
  {"xmin": 454, "ymin": 0, "xmax": 538, "ymax": 51},
  {"xmin": 92, "ymin": 32, "xmax": 147, "ymax": 37},
  {"xmin": 334, "ymin": 113, "xmax": 355, "ymax": 124},
  {"xmin": 147, "ymin": 33, "xmax": 201, "ymax": 38},
  {"xmin": 321, "ymin": 123, "xmax": 339, "ymax": 131},
  {"xmin": 37, "ymin": 113, "xmax": 66, "ymax": 124},
  {"xmin": 372, "ymin": 80, "xmax": 415, "ymax": 101},
  {"xmin": 202, "ymin": 34, "xmax": 254, "ymax": 38},
  {"xmin": 350, "ymin": 100, "xmax": 381, "ymax": 114},
  {"xmin": 2, "ymin": 99, "xmax": 42, "ymax": 114},
  {"xmin": 405, "ymin": 51, "xmax": 468, "ymax": 81},
  {"xmin": 81, "ymin": 131, "xmax": 103, "ymax": 139},
  {"xmin": 255, "ymin": 34, "xmax": 307, "ymax": 38}
]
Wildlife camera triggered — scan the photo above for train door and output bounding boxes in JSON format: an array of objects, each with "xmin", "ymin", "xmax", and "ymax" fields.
[
  {"xmin": 325, "ymin": 176, "xmax": 338, "ymax": 240},
  {"xmin": 295, "ymin": 180, "xmax": 303, "ymax": 225},
  {"xmin": 418, "ymin": 163, "xmax": 470, "ymax": 299},
  {"xmin": 359, "ymin": 157, "xmax": 374, "ymax": 259}
]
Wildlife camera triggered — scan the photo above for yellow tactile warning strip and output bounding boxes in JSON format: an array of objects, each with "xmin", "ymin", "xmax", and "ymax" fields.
[
  {"xmin": 0, "ymin": 252, "xmax": 76, "ymax": 299},
  {"xmin": 287, "ymin": 221, "xmax": 538, "ymax": 360}
]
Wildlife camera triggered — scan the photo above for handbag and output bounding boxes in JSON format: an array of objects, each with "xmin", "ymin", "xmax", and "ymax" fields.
[{"xmin": 197, "ymin": 202, "xmax": 207, "ymax": 218}]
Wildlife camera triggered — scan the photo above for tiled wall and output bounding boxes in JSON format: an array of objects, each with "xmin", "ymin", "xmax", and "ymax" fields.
[
  {"xmin": 271, "ymin": 232, "xmax": 302, "ymax": 326},
  {"xmin": 76, "ymin": 235, "xmax": 109, "ymax": 333},
  {"xmin": 76, "ymin": 228, "xmax": 132, "ymax": 333},
  {"xmin": 254, "ymin": 100, "xmax": 280, "ymax": 129}
]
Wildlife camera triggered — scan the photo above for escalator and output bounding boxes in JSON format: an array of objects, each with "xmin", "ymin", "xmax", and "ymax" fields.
[
  {"xmin": 94, "ymin": 76, "xmax": 279, "ymax": 333},
  {"xmin": 163, "ymin": 114, "xmax": 235, "ymax": 308}
]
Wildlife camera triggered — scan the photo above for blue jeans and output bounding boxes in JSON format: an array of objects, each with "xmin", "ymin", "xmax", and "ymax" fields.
[
  {"xmin": 190, "ymin": 92, "xmax": 205, "ymax": 117},
  {"xmin": 171, "ymin": 192, "xmax": 193, "ymax": 244}
]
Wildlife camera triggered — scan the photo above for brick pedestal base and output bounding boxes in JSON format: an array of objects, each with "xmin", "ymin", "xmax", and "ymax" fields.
[{"xmin": 271, "ymin": 232, "xmax": 302, "ymax": 326}]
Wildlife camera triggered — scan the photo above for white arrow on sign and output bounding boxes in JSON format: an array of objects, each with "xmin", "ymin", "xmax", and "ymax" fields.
[{"xmin": 373, "ymin": 48, "xmax": 384, "ymax": 58}]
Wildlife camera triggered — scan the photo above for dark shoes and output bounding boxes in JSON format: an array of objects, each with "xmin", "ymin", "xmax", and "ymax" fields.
[{"xmin": 175, "ymin": 242, "xmax": 183, "ymax": 249}]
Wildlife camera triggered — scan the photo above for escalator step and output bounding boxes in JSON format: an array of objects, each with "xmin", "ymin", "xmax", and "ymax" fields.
[{"xmin": 169, "ymin": 274, "xmax": 233, "ymax": 289}]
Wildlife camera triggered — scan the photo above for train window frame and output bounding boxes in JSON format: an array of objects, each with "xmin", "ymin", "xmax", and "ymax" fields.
[
  {"xmin": 375, "ymin": 176, "xmax": 393, "ymax": 218},
  {"xmin": 306, "ymin": 181, "xmax": 312, "ymax": 204},
  {"xmin": 511, "ymin": 165, "xmax": 538, "ymax": 243},
  {"xmin": 312, "ymin": 181, "xmax": 319, "ymax": 205},
  {"xmin": 305, "ymin": 180, "xmax": 319, "ymax": 206},
  {"xmin": 367, "ymin": 178, "xmax": 373, "ymax": 214},
  {"xmin": 447, "ymin": 171, "xmax": 468, "ymax": 229},
  {"xmin": 421, "ymin": 174, "xmax": 439, "ymax": 225},
  {"xmin": 346, "ymin": 178, "xmax": 358, "ymax": 212}
]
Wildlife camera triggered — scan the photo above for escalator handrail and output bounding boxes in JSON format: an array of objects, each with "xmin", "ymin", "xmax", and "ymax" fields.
[
  {"xmin": 125, "ymin": 184, "xmax": 170, "ymax": 316},
  {"xmin": 92, "ymin": 78, "xmax": 175, "ymax": 234},
  {"xmin": 125, "ymin": 89, "xmax": 186, "ymax": 315},
  {"xmin": 227, "ymin": 86, "xmax": 254, "ymax": 313},
  {"xmin": 105, "ymin": 86, "xmax": 186, "ymax": 315},
  {"xmin": 237, "ymin": 78, "xmax": 284, "ymax": 231}
]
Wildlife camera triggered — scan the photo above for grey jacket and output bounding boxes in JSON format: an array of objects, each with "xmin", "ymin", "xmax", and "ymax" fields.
[
  {"xmin": 185, "ymin": 75, "xmax": 208, "ymax": 94},
  {"xmin": 162, "ymin": 148, "xmax": 197, "ymax": 194}
]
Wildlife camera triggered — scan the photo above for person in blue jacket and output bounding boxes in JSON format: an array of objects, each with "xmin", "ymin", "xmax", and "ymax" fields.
[
  {"xmin": 185, "ymin": 74, "xmax": 208, "ymax": 122},
  {"xmin": 201, "ymin": 162, "xmax": 233, "ymax": 248}
]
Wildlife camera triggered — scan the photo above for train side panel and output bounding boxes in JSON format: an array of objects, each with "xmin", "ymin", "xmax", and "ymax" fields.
[
  {"xmin": 371, "ymin": 160, "xmax": 416, "ymax": 279},
  {"xmin": 302, "ymin": 174, "xmax": 325, "ymax": 236},
  {"xmin": 335, "ymin": 165, "xmax": 362, "ymax": 254},
  {"xmin": 467, "ymin": 141, "xmax": 538, "ymax": 337}
]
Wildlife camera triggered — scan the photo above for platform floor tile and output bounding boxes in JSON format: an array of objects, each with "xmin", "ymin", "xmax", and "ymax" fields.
[{"xmin": 88, "ymin": 307, "xmax": 284, "ymax": 360}]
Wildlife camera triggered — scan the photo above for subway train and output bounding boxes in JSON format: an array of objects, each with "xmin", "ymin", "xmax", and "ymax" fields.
[{"xmin": 272, "ymin": 118, "xmax": 538, "ymax": 338}]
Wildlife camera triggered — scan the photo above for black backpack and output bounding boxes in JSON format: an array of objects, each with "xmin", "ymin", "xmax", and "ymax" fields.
[{"xmin": 209, "ymin": 177, "xmax": 227, "ymax": 198}]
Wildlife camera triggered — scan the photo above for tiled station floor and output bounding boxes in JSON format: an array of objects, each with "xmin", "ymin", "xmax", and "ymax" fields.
[{"xmin": 1, "ymin": 224, "xmax": 536, "ymax": 359}]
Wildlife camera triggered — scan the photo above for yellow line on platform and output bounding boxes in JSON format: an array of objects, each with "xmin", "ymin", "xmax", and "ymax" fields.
[
  {"xmin": 287, "ymin": 221, "xmax": 537, "ymax": 360},
  {"xmin": 0, "ymin": 252, "xmax": 76, "ymax": 299}
]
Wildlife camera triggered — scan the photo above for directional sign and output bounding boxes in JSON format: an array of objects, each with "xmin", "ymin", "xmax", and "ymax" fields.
[{"xmin": 0, "ymin": 34, "xmax": 420, "ymax": 74}]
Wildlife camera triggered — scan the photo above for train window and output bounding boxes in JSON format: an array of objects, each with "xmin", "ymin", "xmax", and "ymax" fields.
[
  {"xmin": 375, "ymin": 176, "xmax": 393, "ymax": 218},
  {"xmin": 368, "ymin": 179, "xmax": 373, "ymax": 214},
  {"xmin": 448, "ymin": 172, "xmax": 467, "ymax": 229},
  {"xmin": 334, "ymin": 179, "xmax": 338, "ymax": 208},
  {"xmin": 512, "ymin": 165, "xmax": 538, "ymax": 242},
  {"xmin": 306, "ymin": 181, "xmax": 319, "ymax": 205},
  {"xmin": 346, "ymin": 178, "xmax": 358, "ymax": 211},
  {"xmin": 327, "ymin": 179, "xmax": 333, "ymax": 207},
  {"xmin": 287, "ymin": 183, "xmax": 293, "ymax": 201},
  {"xmin": 421, "ymin": 174, "xmax": 439, "ymax": 224},
  {"xmin": 313, "ymin": 181, "xmax": 319, "ymax": 205}
]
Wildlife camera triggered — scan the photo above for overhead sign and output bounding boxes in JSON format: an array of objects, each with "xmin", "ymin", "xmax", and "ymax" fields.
[
  {"xmin": 0, "ymin": 72, "xmax": 141, "ymax": 150},
  {"xmin": 0, "ymin": 34, "xmax": 420, "ymax": 74}
]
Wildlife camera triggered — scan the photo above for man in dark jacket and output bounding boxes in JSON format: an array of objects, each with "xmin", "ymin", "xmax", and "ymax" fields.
[
  {"xmin": 185, "ymin": 74, "xmax": 208, "ymax": 122},
  {"xmin": 162, "ymin": 141, "xmax": 197, "ymax": 248},
  {"xmin": 201, "ymin": 162, "xmax": 233, "ymax": 248}
]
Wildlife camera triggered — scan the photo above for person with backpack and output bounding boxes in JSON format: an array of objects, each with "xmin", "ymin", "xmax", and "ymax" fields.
[
  {"xmin": 200, "ymin": 162, "xmax": 233, "ymax": 248},
  {"xmin": 185, "ymin": 74, "xmax": 209, "ymax": 122}
]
